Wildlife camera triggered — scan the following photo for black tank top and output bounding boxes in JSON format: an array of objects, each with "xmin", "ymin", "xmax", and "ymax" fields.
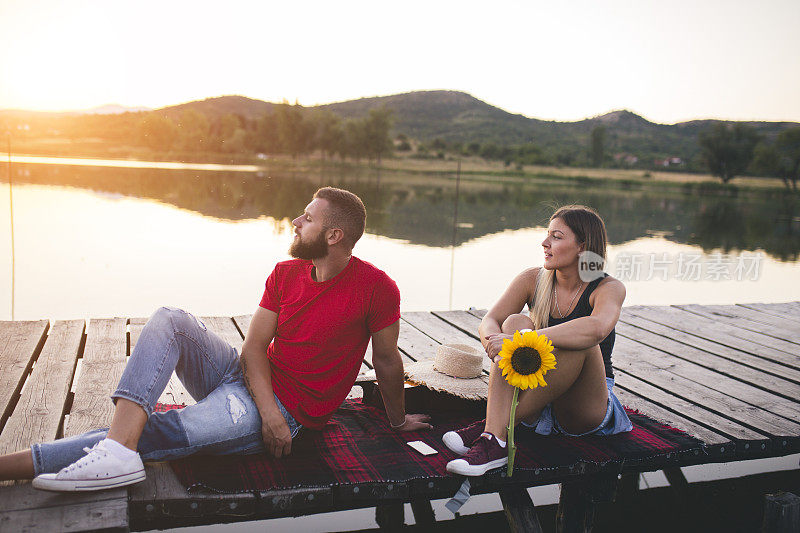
[{"xmin": 535, "ymin": 274, "xmax": 615, "ymax": 378}]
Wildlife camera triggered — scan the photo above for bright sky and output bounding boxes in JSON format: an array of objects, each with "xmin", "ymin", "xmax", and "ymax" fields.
[{"xmin": 1, "ymin": 0, "xmax": 798, "ymax": 124}]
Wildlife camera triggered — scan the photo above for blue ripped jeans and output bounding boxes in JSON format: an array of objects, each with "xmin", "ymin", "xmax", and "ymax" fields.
[{"xmin": 31, "ymin": 307, "xmax": 301, "ymax": 476}]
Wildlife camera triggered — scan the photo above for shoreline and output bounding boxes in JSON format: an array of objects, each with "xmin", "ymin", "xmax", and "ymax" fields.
[{"xmin": 4, "ymin": 149, "xmax": 797, "ymax": 198}]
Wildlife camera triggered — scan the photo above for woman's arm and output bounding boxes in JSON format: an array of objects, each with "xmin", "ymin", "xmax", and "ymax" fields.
[
  {"xmin": 479, "ymin": 268, "xmax": 538, "ymax": 348},
  {"xmin": 537, "ymin": 277, "xmax": 626, "ymax": 350}
]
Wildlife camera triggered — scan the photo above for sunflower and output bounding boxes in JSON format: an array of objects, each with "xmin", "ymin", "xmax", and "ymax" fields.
[{"xmin": 497, "ymin": 330, "xmax": 556, "ymax": 390}]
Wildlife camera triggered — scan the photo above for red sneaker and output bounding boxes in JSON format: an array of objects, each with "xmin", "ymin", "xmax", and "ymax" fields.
[
  {"xmin": 446, "ymin": 433, "xmax": 508, "ymax": 476},
  {"xmin": 442, "ymin": 419, "xmax": 486, "ymax": 455}
]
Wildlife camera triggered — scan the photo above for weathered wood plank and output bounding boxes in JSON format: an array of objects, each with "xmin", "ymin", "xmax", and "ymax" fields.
[
  {"xmin": 0, "ymin": 320, "xmax": 49, "ymax": 433},
  {"xmin": 721, "ymin": 303, "xmax": 800, "ymax": 329},
  {"xmin": 618, "ymin": 332, "xmax": 800, "ymax": 425},
  {"xmin": 129, "ymin": 459, "xmax": 190, "ymax": 504},
  {"xmin": 402, "ymin": 312, "xmax": 484, "ymax": 350},
  {"xmin": 432, "ymin": 310, "xmax": 482, "ymax": 339},
  {"xmin": 64, "ymin": 318, "xmax": 127, "ymax": 437},
  {"xmin": 615, "ymin": 320, "xmax": 800, "ymax": 400},
  {"xmin": 624, "ymin": 306, "xmax": 800, "ymax": 370},
  {"xmin": 0, "ymin": 320, "xmax": 83, "ymax": 455},
  {"xmin": 614, "ymin": 369, "xmax": 764, "ymax": 442},
  {"xmin": 618, "ymin": 312, "xmax": 800, "ymax": 385},
  {"xmin": 739, "ymin": 302, "xmax": 800, "ymax": 322},
  {"xmin": 201, "ymin": 316, "xmax": 245, "ymax": 353},
  {"xmin": 614, "ymin": 337, "xmax": 800, "ymax": 436},
  {"xmin": 468, "ymin": 308, "xmax": 487, "ymax": 319},
  {"xmin": 1, "ymin": 320, "xmax": 127, "ymax": 531},
  {"xmin": 663, "ymin": 304, "xmax": 800, "ymax": 354},
  {"xmin": 129, "ymin": 318, "xmax": 194, "ymax": 407},
  {"xmin": 612, "ymin": 385, "xmax": 731, "ymax": 446},
  {"xmin": 401, "ymin": 312, "xmax": 490, "ymax": 372},
  {"xmin": 129, "ymin": 459, "xmax": 257, "ymax": 511},
  {"xmin": 0, "ymin": 490, "xmax": 128, "ymax": 532},
  {"xmin": 761, "ymin": 491, "xmax": 800, "ymax": 533},
  {"xmin": 252, "ymin": 486, "xmax": 333, "ymax": 520},
  {"xmin": 678, "ymin": 304, "xmax": 800, "ymax": 345},
  {"xmin": 232, "ymin": 314, "xmax": 253, "ymax": 338},
  {"xmin": 397, "ymin": 319, "xmax": 440, "ymax": 362}
]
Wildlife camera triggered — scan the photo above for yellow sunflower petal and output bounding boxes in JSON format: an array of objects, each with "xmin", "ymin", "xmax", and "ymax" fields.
[
  {"xmin": 500, "ymin": 338, "xmax": 514, "ymax": 353},
  {"xmin": 536, "ymin": 372, "xmax": 548, "ymax": 387},
  {"xmin": 522, "ymin": 375, "xmax": 533, "ymax": 390},
  {"xmin": 532, "ymin": 335, "xmax": 544, "ymax": 351},
  {"xmin": 521, "ymin": 330, "xmax": 536, "ymax": 346},
  {"xmin": 541, "ymin": 357, "xmax": 556, "ymax": 371}
]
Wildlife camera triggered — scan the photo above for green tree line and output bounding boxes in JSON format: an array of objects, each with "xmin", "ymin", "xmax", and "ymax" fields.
[
  {"xmin": 135, "ymin": 104, "xmax": 394, "ymax": 163},
  {"xmin": 699, "ymin": 123, "xmax": 800, "ymax": 189}
]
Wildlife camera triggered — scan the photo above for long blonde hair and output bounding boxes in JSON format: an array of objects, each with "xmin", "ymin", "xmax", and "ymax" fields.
[{"xmin": 530, "ymin": 205, "xmax": 608, "ymax": 329}]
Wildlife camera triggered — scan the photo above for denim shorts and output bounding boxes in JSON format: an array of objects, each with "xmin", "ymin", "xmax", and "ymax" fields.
[
  {"xmin": 522, "ymin": 377, "xmax": 633, "ymax": 437},
  {"xmin": 31, "ymin": 307, "xmax": 301, "ymax": 475}
]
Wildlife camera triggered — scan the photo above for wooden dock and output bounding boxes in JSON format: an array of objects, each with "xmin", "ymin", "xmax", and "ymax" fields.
[{"xmin": 1, "ymin": 302, "xmax": 799, "ymax": 532}]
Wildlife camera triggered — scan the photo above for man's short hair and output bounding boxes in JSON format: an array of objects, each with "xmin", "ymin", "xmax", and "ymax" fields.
[{"xmin": 313, "ymin": 187, "xmax": 366, "ymax": 248}]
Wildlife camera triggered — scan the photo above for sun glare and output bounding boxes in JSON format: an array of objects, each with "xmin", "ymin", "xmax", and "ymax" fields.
[
  {"xmin": 1, "ymin": 3, "xmax": 126, "ymax": 111},
  {"xmin": 0, "ymin": 0, "xmax": 798, "ymax": 122}
]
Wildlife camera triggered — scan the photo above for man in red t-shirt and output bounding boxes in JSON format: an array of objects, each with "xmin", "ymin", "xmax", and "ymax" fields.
[
  {"xmin": 0, "ymin": 187, "xmax": 431, "ymax": 492},
  {"xmin": 241, "ymin": 187, "xmax": 432, "ymax": 457}
]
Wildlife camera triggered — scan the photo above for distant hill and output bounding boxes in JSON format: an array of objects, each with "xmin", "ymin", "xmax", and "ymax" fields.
[
  {"xmin": 3, "ymin": 90, "xmax": 798, "ymax": 169},
  {"xmin": 158, "ymin": 95, "xmax": 275, "ymax": 122},
  {"xmin": 320, "ymin": 90, "xmax": 545, "ymax": 145},
  {"xmin": 315, "ymin": 90, "xmax": 799, "ymax": 167}
]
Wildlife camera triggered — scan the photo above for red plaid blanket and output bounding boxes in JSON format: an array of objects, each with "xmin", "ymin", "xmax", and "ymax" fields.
[{"xmin": 154, "ymin": 399, "xmax": 705, "ymax": 494}]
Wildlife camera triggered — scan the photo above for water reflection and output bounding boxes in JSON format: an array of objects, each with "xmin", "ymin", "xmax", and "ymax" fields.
[{"xmin": 3, "ymin": 161, "xmax": 799, "ymax": 260}]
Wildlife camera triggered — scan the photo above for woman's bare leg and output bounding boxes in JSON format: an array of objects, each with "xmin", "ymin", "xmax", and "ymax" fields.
[
  {"xmin": 484, "ymin": 314, "xmax": 608, "ymax": 440},
  {"xmin": 0, "ymin": 449, "xmax": 35, "ymax": 481}
]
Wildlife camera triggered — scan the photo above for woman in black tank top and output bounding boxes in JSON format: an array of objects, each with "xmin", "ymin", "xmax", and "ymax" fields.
[{"xmin": 444, "ymin": 205, "xmax": 632, "ymax": 477}]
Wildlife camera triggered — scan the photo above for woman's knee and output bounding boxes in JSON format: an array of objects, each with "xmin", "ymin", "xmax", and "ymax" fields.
[{"xmin": 501, "ymin": 313, "xmax": 535, "ymax": 334}]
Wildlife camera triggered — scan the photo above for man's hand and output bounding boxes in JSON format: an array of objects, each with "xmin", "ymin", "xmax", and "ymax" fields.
[
  {"xmin": 390, "ymin": 413, "xmax": 433, "ymax": 432},
  {"xmin": 484, "ymin": 333, "xmax": 513, "ymax": 363},
  {"xmin": 262, "ymin": 412, "xmax": 292, "ymax": 458}
]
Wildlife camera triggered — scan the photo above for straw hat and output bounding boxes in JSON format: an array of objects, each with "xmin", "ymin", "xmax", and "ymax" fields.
[{"xmin": 405, "ymin": 344, "xmax": 489, "ymax": 400}]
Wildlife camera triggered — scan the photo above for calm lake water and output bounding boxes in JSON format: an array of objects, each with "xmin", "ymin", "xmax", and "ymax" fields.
[
  {"xmin": 1, "ymin": 156, "xmax": 799, "ymax": 321},
  {"xmin": 1, "ymin": 156, "xmax": 799, "ymax": 531}
]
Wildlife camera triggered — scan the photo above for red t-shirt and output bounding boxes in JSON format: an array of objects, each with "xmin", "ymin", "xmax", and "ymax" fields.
[{"xmin": 259, "ymin": 256, "xmax": 400, "ymax": 429}]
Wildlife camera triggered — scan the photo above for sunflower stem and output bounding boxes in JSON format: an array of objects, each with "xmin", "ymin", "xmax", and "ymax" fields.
[{"xmin": 507, "ymin": 386, "xmax": 520, "ymax": 477}]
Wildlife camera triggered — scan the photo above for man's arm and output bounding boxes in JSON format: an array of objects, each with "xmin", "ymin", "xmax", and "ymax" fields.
[
  {"xmin": 240, "ymin": 306, "xmax": 293, "ymax": 458},
  {"xmin": 370, "ymin": 321, "xmax": 432, "ymax": 432}
]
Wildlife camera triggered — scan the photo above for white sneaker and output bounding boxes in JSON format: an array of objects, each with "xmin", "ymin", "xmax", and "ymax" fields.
[{"xmin": 32, "ymin": 440, "xmax": 145, "ymax": 492}]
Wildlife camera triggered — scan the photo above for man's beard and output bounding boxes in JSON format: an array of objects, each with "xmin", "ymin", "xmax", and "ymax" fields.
[{"xmin": 289, "ymin": 230, "xmax": 329, "ymax": 260}]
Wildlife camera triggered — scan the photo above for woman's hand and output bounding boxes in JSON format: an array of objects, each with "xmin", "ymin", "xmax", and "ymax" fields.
[{"xmin": 484, "ymin": 333, "xmax": 513, "ymax": 363}]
